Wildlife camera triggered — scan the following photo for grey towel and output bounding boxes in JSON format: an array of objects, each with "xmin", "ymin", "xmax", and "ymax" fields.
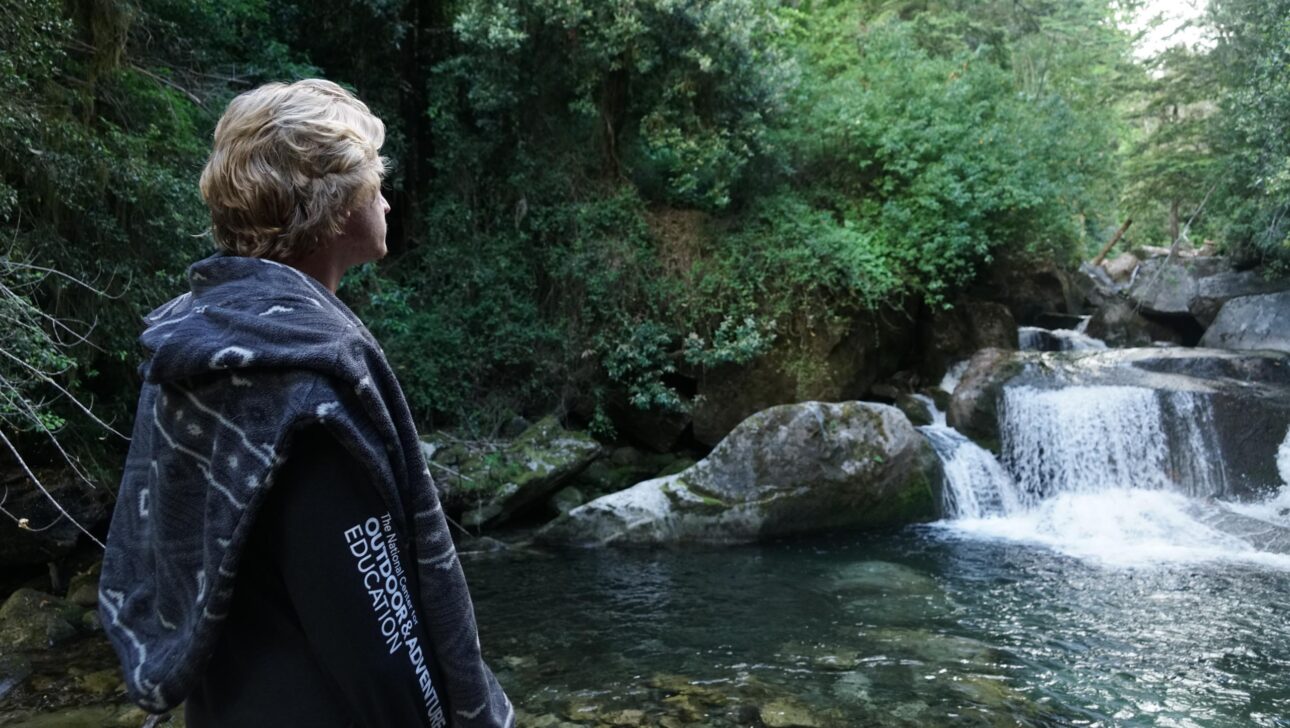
[{"xmin": 99, "ymin": 251, "xmax": 513, "ymax": 727}]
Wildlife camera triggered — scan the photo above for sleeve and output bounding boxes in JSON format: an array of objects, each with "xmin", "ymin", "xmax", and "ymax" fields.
[{"xmin": 263, "ymin": 423, "xmax": 452, "ymax": 728}]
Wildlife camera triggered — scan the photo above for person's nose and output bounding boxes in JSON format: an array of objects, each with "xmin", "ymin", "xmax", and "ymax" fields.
[{"xmin": 381, "ymin": 194, "xmax": 391, "ymax": 215}]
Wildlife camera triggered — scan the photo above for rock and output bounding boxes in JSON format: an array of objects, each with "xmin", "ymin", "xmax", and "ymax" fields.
[
  {"xmin": 548, "ymin": 486, "xmax": 585, "ymax": 516},
  {"xmin": 759, "ymin": 699, "xmax": 822, "ymax": 728},
  {"xmin": 946, "ymin": 349, "xmax": 1023, "ymax": 453},
  {"xmin": 691, "ymin": 309, "xmax": 913, "ymax": 447},
  {"xmin": 539, "ymin": 402, "xmax": 942, "ymax": 545},
  {"xmin": 458, "ymin": 416, "xmax": 602, "ymax": 528},
  {"xmin": 1200, "ymin": 291, "xmax": 1290, "ymax": 354},
  {"xmin": 0, "ymin": 651, "xmax": 31, "ymax": 701},
  {"xmin": 569, "ymin": 451, "xmax": 679, "ymax": 501},
  {"xmin": 1126, "ymin": 256, "xmax": 1228, "ymax": 318},
  {"xmin": 946, "ymin": 347, "xmax": 1290, "ymax": 496},
  {"xmin": 602, "ymin": 709, "xmax": 647, "ymax": 726},
  {"xmin": 1103, "ymin": 252, "xmax": 1141, "ymax": 283},
  {"xmin": 972, "ymin": 259, "xmax": 1081, "ymax": 325},
  {"xmin": 65, "ymin": 561, "xmax": 101, "ymax": 608},
  {"xmin": 499, "ymin": 415, "xmax": 531, "ymax": 439},
  {"xmin": 915, "ymin": 300, "xmax": 1018, "ymax": 384},
  {"xmin": 1085, "ymin": 298, "xmax": 1187, "ymax": 347},
  {"xmin": 895, "ymin": 394, "xmax": 933, "ymax": 427},
  {"xmin": 0, "ymin": 588, "xmax": 85, "ymax": 650},
  {"xmin": 603, "ymin": 388, "xmax": 693, "ymax": 453},
  {"xmin": 76, "ymin": 667, "xmax": 124, "ymax": 697},
  {"xmin": 0, "ymin": 468, "xmax": 112, "ymax": 569},
  {"xmin": 1189, "ymin": 270, "xmax": 1290, "ymax": 326}
]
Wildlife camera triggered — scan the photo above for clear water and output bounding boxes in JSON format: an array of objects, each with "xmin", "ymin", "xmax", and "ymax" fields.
[{"xmin": 468, "ymin": 530, "xmax": 1290, "ymax": 727}]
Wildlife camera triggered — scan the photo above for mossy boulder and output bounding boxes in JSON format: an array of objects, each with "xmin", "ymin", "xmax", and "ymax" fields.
[
  {"xmin": 0, "ymin": 588, "xmax": 87, "ymax": 650},
  {"xmin": 456, "ymin": 417, "xmax": 603, "ymax": 527},
  {"xmin": 539, "ymin": 402, "xmax": 942, "ymax": 546}
]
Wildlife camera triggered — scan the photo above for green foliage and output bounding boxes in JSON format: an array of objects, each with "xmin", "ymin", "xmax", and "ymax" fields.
[
  {"xmin": 1121, "ymin": 46, "xmax": 1220, "ymax": 247},
  {"xmin": 1207, "ymin": 0, "xmax": 1290, "ymax": 267}
]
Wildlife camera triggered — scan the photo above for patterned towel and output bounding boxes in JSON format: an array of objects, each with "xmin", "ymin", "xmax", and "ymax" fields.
[{"xmin": 99, "ymin": 251, "xmax": 513, "ymax": 727}]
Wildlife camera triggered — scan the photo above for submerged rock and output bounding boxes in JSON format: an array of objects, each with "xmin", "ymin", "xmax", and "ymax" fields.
[
  {"xmin": 759, "ymin": 699, "xmax": 823, "ymax": 728},
  {"xmin": 540, "ymin": 402, "xmax": 941, "ymax": 546}
]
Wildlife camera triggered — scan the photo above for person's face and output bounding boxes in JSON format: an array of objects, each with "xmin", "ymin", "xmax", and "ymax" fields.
[{"xmin": 341, "ymin": 189, "xmax": 390, "ymax": 264}]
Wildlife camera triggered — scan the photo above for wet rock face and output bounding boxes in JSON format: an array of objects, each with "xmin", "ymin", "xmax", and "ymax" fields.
[
  {"xmin": 539, "ymin": 402, "xmax": 942, "ymax": 546},
  {"xmin": 1200, "ymin": 291, "xmax": 1290, "ymax": 354}
]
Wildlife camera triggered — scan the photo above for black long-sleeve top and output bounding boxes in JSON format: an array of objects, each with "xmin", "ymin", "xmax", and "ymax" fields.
[{"xmin": 185, "ymin": 424, "xmax": 450, "ymax": 727}]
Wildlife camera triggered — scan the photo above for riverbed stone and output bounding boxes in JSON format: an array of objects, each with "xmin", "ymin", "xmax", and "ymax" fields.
[
  {"xmin": 759, "ymin": 699, "xmax": 823, "ymax": 728},
  {"xmin": 0, "ymin": 588, "xmax": 85, "ymax": 650},
  {"xmin": 65, "ymin": 562, "xmax": 101, "ymax": 608},
  {"xmin": 1200, "ymin": 291, "xmax": 1290, "ymax": 354},
  {"xmin": 539, "ymin": 402, "xmax": 942, "ymax": 546}
]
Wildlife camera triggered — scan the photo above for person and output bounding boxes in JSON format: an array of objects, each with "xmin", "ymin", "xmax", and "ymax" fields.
[{"xmin": 98, "ymin": 80, "xmax": 514, "ymax": 728}]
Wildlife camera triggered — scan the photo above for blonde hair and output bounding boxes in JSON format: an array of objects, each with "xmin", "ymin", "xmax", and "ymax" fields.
[{"xmin": 199, "ymin": 79, "xmax": 389, "ymax": 260}]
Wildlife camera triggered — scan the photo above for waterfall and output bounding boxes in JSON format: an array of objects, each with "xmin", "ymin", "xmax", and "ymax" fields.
[
  {"xmin": 999, "ymin": 386, "xmax": 1227, "ymax": 503},
  {"xmin": 919, "ymin": 386, "xmax": 1230, "ymax": 519}
]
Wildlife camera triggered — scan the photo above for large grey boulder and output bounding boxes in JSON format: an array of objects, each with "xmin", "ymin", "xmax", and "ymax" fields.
[
  {"xmin": 947, "ymin": 347, "xmax": 1290, "ymax": 497},
  {"xmin": 539, "ymin": 402, "xmax": 942, "ymax": 546},
  {"xmin": 1126, "ymin": 256, "xmax": 1229, "ymax": 317},
  {"xmin": 1190, "ymin": 271, "xmax": 1290, "ymax": 327},
  {"xmin": 1200, "ymin": 291, "xmax": 1290, "ymax": 354}
]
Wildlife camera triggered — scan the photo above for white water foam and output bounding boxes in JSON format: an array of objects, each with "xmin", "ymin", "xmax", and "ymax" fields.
[
  {"xmin": 1280, "ymin": 426, "xmax": 1290, "ymax": 486},
  {"xmin": 948, "ymin": 490, "xmax": 1290, "ymax": 569}
]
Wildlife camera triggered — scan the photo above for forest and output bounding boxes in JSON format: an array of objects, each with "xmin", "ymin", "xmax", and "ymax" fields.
[{"xmin": 2, "ymin": 0, "xmax": 1284, "ymax": 454}]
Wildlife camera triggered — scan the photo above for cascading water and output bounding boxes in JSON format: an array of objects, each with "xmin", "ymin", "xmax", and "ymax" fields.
[
  {"xmin": 1018, "ymin": 325, "xmax": 1108, "ymax": 352},
  {"xmin": 913, "ymin": 394, "xmax": 1017, "ymax": 519},
  {"xmin": 1000, "ymin": 386, "xmax": 1228, "ymax": 503},
  {"xmin": 918, "ymin": 376, "xmax": 1290, "ymax": 568}
]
